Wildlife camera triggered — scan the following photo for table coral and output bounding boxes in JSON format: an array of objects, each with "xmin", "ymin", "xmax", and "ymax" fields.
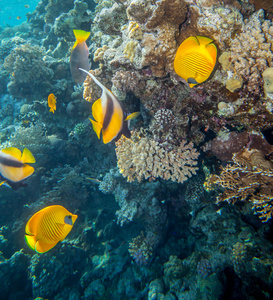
[{"xmin": 115, "ymin": 131, "xmax": 199, "ymax": 183}]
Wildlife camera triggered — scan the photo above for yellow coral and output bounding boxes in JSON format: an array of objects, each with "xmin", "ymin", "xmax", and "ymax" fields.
[
  {"xmin": 128, "ymin": 21, "xmax": 143, "ymax": 40},
  {"xmin": 124, "ymin": 40, "xmax": 138, "ymax": 62}
]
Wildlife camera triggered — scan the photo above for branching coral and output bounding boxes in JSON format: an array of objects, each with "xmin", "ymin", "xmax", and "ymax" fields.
[
  {"xmin": 205, "ymin": 148, "xmax": 273, "ymax": 222},
  {"xmin": 115, "ymin": 131, "xmax": 199, "ymax": 183}
]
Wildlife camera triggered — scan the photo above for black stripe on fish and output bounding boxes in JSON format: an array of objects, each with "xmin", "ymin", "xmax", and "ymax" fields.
[
  {"xmin": 0, "ymin": 156, "xmax": 24, "ymax": 168},
  {"xmin": 103, "ymin": 94, "xmax": 114, "ymax": 130}
]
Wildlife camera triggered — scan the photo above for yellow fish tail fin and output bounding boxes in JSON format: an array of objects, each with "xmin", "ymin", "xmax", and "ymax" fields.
[
  {"xmin": 124, "ymin": 112, "xmax": 140, "ymax": 121},
  {"xmin": 49, "ymin": 107, "xmax": 55, "ymax": 113},
  {"xmin": 21, "ymin": 148, "xmax": 36, "ymax": 164},
  {"xmin": 73, "ymin": 29, "xmax": 90, "ymax": 48},
  {"xmin": 25, "ymin": 234, "xmax": 36, "ymax": 251},
  {"xmin": 1, "ymin": 147, "xmax": 22, "ymax": 160},
  {"xmin": 90, "ymin": 119, "xmax": 102, "ymax": 139}
]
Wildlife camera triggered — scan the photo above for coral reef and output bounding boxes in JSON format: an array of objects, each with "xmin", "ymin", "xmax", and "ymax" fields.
[
  {"xmin": 205, "ymin": 148, "xmax": 273, "ymax": 222},
  {"xmin": 220, "ymin": 10, "xmax": 273, "ymax": 95},
  {"xmin": 4, "ymin": 43, "xmax": 53, "ymax": 98},
  {"xmin": 1, "ymin": 0, "xmax": 273, "ymax": 299},
  {"xmin": 115, "ymin": 131, "xmax": 199, "ymax": 183}
]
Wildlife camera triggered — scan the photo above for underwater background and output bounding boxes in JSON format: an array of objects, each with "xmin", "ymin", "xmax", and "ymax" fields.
[{"xmin": 1, "ymin": 0, "xmax": 273, "ymax": 299}]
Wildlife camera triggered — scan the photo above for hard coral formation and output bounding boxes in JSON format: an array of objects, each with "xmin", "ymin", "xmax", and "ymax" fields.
[
  {"xmin": 89, "ymin": 0, "xmax": 188, "ymax": 77},
  {"xmin": 220, "ymin": 9, "xmax": 273, "ymax": 95},
  {"xmin": 4, "ymin": 43, "xmax": 53, "ymax": 98},
  {"xmin": 126, "ymin": 0, "xmax": 188, "ymax": 76},
  {"xmin": 205, "ymin": 148, "xmax": 273, "ymax": 222},
  {"xmin": 115, "ymin": 131, "xmax": 199, "ymax": 183}
]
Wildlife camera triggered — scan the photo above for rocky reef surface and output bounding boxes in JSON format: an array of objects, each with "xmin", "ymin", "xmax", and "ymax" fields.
[{"xmin": 1, "ymin": 0, "xmax": 273, "ymax": 299}]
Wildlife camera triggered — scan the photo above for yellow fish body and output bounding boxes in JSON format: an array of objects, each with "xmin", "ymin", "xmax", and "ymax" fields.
[
  {"xmin": 174, "ymin": 36, "xmax": 217, "ymax": 88},
  {"xmin": 79, "ymin": 68, "xmax": 139, "ymax": 144},
  {"xmin": 70, "ymin": 30, "xmax": 91, "ymax": 85},
  {"xmin": 48, "ymin": 93, "xmax": 57, "ymax": 113},
  {"xmin": 25, "ymin": 205, "xmax": 78, "ymax": 253},
  {"xmin": 0, "ymin": 147, "xmax": 35, "ymax": 183}
]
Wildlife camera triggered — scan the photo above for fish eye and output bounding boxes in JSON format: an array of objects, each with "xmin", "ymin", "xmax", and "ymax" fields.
[{"xmin": 64, "ymin": 215, "xmax": 73, "ymax": 225}]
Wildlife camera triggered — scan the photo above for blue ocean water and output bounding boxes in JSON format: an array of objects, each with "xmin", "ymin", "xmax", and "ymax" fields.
[{"xmin": 0, "ymin": 0, "xmax": 39, "ymax": 27}]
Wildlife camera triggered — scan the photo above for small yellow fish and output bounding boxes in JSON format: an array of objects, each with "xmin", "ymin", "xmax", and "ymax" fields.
[
  {"xmin": 25, "ymin": 205, "xmax": 78, "ymax": 253},
  {"xmin": 79, "ymin": 68, "xmax": 140, "ymax": 144},
  {"xmin": 70, "ymin": 30, "xmax": 91, "ymax": 85},
  {"xmin": 24, "ymin": 5, "xmax": 30, "ymax": 8},
  {"xmin": 174, "ymin": 36, "xmax": 218, "ymax": 88},
  {"xmin": 48, "ymin": 93, "xmax": 56, "ymax": 113},
  {"xmin": 0, "ymin": 147, "xmax": 35, "ymax": 183},
  {"xmin": 16, "ymin": 16, "xmax": 21, "ymax": 20}
]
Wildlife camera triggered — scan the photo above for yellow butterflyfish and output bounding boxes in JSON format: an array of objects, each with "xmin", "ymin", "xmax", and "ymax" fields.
[{"xmin": 174, "ymin": 36, "xmax": 218, "ymax": 88}]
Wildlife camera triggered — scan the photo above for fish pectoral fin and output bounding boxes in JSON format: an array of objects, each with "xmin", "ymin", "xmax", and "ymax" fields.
[
  {"xmin": 35, "ymin": 239, "xmax": 59, "ymax": 253},
  {"xmin": 90, "ymin": 119, "xmax": 102, "ymax": 139},
  {"xmin": 1, "ymin": 147, "xmax": 22, "ymax": 160},
  {"xmin": 124, "ymin": 112, "xmax": 140, "ymax": 121},
  {"xmin": 21, "ymin": 148, "xmax": 36, "ymax": 164}
]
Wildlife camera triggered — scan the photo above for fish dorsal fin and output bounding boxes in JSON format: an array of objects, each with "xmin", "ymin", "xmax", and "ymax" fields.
[
  {"xmin": 72, "ymin": 30, "xmax": 90, "ymax": 49},
  {"xmin": 1, "ymin": 147, "xmax": 22, "ymax": 160},
  {"xmin": 21, "ymin": 148, "xmax": 36, "ymax": 164},
  {"xmin": 90, "ymin": 119, "xmax": 102, "ymax": 139}
]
